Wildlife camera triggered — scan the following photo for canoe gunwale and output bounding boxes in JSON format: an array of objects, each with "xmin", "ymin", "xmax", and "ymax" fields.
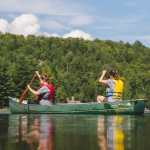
[
  {"xmin": 8, "ymin": 97, "xmax": 146, "ymax": 115},
  {"xmin": 8, "ymin": 96, "xmax": 147, "ymax": 106}
]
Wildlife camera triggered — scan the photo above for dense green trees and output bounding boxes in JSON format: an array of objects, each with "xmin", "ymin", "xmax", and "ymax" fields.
[{"xmin": 0, "ymin": 33, "xmax": 150, "ymax": 108}]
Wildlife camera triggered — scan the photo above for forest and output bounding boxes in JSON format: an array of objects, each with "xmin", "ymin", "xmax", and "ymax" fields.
[{"xmin": 0, "ymin": 32, "xmax": 150, "ymax": 109}]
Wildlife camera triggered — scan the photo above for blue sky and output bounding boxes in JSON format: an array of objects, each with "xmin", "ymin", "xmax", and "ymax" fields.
[{"xmin": 0, "ymin": 0, "xmax": 150, "ymax": 47}]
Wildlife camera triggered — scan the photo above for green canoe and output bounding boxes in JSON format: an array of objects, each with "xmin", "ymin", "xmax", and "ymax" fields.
[{"xmin": 9, "ymin": 97, "xmax": 147, "ymax": 115}]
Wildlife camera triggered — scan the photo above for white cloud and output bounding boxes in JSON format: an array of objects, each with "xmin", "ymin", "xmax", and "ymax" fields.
[
  {"xmin": 0, "ymin": 0, "xmax": 94, "ymax": 29},
  {"xmin": 40, "ymin": 20, "xmax": 70, "ymax": 31},
  {"xmin": 43, "ymin": 32, "xmax": 59, "ymax": 37},
  {"xmin": 63, "ymin": 29, "xmax": 92, "ymax": 40},
  {"xmin": 42, "ymin": 30, "xmax": 93, "ymax": 40},
  {"xmin": 0, "ymin": 0, "xmax": 95, "ymax": 37},
  {"xmin": 0, "ymin": 14, "xmax": 40, "ymax": 36},
  {"xmin": 69, "ymin": 15, "xmax": 94, "ymax": 26},
  {"xmin": 0, "ymin": 0, "xmax": 80, "ymax": 16},
  {"xmin": 0, "ymin": 14, "xmax": 93, "ymax": 40},
  {"xmin": 0, "ymin": 19, "xmax": 8, "ymax": 32},
  {"xmin": 9, "ymin": 14, "xmax": 40, "ymax": 36}
]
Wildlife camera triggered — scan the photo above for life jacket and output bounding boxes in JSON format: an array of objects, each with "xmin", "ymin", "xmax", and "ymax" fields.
[
  {"xmin": 36, "ymin": 84, "xmax": 54, "ymax": 101},
  {"xmin": 106, "ymin": 79, "xmax": 124, "ymax": 99}
]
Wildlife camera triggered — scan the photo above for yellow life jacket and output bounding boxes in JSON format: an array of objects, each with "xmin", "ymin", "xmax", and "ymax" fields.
[{"xmin": 106, "ymin": 79, "xmax": 124, "ymax": 99}]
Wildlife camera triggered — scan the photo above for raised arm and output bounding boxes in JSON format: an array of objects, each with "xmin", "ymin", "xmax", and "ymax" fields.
[
  {"xmin": 36, "ymin": 71, "xmax": 41, "ymax": 80},
  {"xmin": 99, "ymin": 70, "xmax": 108, "ymax": 84}
]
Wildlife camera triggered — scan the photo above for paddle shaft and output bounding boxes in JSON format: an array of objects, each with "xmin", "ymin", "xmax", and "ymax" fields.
[
  {"xmin": 28, "ymin": 73, "xmax": 37, "ymax": 85},
  {"xmin": 19, "ymin": 73, "xmax": 37, "ymax": 104}
]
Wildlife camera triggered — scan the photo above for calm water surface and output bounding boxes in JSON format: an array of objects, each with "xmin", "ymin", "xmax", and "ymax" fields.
[{"xmin": 0, "ymin": 113, "xmax": 150, "ymax": 150}]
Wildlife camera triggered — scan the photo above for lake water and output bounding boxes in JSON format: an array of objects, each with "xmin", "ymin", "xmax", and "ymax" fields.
[{"xmin": 0, "ymin": 113, "xmax": 150, "ymax": 150}]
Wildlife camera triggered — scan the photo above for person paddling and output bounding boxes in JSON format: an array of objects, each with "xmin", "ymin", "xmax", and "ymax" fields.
[
  {"xmin": 97, "ymin": 70, "xmax": 124, "ymax": 103},
  {"xmin": 27, "ymin": 71, "xmax": 54, "ymax": 105}
]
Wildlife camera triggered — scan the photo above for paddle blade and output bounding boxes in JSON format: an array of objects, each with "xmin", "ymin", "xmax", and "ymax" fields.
[{"xmin": 19, "ymin": 88, "xmax": 28, "ymax": 104}]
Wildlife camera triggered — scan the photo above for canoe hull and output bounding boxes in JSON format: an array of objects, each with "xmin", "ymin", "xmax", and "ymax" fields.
[{"xmin": 9, "ymin": 97, "xmax": 146, "ymax": 115}]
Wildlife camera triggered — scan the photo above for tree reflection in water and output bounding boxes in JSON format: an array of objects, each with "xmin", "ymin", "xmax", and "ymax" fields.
[{"xmin": 97, "ymin": 116, "xmax": 124, "ymax": 150}]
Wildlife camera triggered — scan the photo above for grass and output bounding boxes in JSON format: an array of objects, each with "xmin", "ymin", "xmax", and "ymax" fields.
[{"xmin": 0, "ymin": 107, "xmax": 10, "ymax": 111}]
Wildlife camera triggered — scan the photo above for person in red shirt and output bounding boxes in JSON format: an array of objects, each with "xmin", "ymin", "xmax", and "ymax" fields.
[{"xmin": 27, "ymin": 71, "xmax": 54, "ymax": 105}]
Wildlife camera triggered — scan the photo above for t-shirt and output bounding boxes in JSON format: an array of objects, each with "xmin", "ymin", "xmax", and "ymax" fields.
[
  {"xmin": 106, "ymin": 79, "xmax": 122, "ymax": 102},
  {"xmin": 37, "ymin": 86, "xmax": 52, "ymax": 105},
  {"xmin": 37, "ymin": 86, "xmax": 50, "ymax": 100}
]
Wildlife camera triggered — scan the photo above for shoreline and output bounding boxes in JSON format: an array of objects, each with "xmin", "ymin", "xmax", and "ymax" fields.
[{"xmin": 0, "ymin": 108, "xmax": 10, "ymax": 114}]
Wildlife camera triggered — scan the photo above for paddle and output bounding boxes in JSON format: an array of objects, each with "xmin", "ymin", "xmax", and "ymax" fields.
[{"xmin": 19, "ymin": 73, "xmax": 37, "ymax": 104}]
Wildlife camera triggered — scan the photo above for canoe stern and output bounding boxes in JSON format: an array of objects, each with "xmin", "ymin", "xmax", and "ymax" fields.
[{"xmin": 134, "ymin": 100, "xmax": 146, "ymax": 115}]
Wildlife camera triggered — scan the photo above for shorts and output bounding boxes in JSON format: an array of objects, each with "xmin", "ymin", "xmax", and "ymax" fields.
[
  {"xmin": 39, "ymin": 99, "xmax": 52, "ymax": 105},
  {"xmin": 108, "ymin": 97, "xmax": 122, "ymax": 102},
  {"xmin": 103, "ymin": 98, "xmax": 108, "ymax": 102}
]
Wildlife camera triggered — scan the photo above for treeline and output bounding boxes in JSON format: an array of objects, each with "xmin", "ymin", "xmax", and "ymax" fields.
[{"xmin": 0, "ymin": 33, "xmax": 150, "ymax": 108}]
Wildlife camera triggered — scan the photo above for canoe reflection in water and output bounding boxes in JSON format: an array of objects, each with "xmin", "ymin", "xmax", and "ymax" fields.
[
  {"xmin": 97, "ymin": 116, "xmax": 124, "ymax": 150},
  {"xmin": 27, "ymin": 116, "xmax": 53, "ymax": 150}
]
